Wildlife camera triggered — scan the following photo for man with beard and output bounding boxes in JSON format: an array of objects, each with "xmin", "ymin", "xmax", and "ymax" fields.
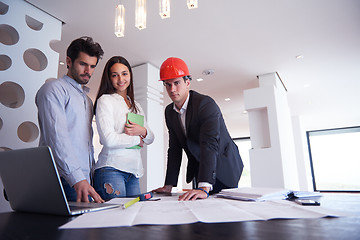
[{"xmin": 36, "ymin": 37, "xmax": 104, "ymax": 203}]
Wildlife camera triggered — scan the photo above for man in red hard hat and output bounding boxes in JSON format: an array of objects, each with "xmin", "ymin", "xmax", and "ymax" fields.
[{"xmin": 154, "ymin": 57, "xmax": 244, "ymax": 201}]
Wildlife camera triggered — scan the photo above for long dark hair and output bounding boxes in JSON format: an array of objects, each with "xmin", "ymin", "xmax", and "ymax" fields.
[{"xmin": 94, "ymin": 56, "xmax": 138, "ymax": 114}]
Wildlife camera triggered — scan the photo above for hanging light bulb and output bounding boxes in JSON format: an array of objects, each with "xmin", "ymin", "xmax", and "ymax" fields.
[
  {"xmin": 112, "ymin": 0, "xmax": 200, "ymax": 37},
  {"xmin": 115, "ymin": 4, "xmax": 125, "ymax": 37},
  {"xmin": 159, "ymin": 0, "xmax": 170, "ymax": 19},
  {"xmin": 187, "ymin": 0, "xmax": 198, "ymax": 9},
  {"xmin": 135, "ymin": 0, "xmax": 146, "ymax": 30}
]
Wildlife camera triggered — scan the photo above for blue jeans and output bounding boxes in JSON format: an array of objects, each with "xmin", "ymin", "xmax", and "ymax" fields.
[{"xmin": 93, "ymin": 167, "xmax": 140, "ymax": 201}]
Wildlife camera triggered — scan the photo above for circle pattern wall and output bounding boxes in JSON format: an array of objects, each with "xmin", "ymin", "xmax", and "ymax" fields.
[{"xmin": 0, "ymin": 0, "xmax": 61, "ymax": 150}]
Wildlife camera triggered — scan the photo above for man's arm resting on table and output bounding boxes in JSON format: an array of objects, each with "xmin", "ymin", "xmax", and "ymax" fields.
[
  {"xmin": 153, "ymin": 185, "xmax": 173, "ymax": 193},
  {"xmin": 178, "ymin": 187, "xmax": 210, "ymax": 201}
]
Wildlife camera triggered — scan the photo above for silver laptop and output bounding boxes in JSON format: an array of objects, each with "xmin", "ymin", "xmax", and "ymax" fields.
[{"xmin": 0, "ymin": 146, "xmax": 119, "ymax": 216}]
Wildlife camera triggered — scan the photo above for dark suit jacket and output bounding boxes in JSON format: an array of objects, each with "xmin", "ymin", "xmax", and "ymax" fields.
[{"xmin": 164, "ymin": 90, "xmax": 243, "ymax": 188}]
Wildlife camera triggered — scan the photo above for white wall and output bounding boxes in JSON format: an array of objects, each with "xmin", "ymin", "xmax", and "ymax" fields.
[
  {"xmin": 0, "ymin": 0, "xmax": 61, "ymax": 212},
  {"xmin": 292, "ymin": 116, "xmax": 313, "ymax": 191}
]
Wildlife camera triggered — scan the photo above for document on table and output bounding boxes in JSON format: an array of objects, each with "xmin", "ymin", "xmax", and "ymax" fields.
[
  {"xmin": 60, "ymin": 195, "xmax": 351, "ymax": 229},
  {"xmin": 216, "ymin": 187, "xmax": 322, "ymax": 201}
]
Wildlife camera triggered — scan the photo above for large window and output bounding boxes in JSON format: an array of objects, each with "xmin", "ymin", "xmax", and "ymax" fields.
[
  {"xmin": 307, "ymin": 126, "xmax": 360, "ymax": 192},
  {"xmin": 233, "ymin": 137, "xmax": 251, "ymax": 188}
]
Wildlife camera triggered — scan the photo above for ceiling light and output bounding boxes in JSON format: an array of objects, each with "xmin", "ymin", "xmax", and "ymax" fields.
[
  {"xmin": 196, "ymin": 78, "xmax": 204, "ymax": 82},
  {"xmin": 114, "ymin": 1, "xmax": 199, "ymax": 37},
  {"xmin": 296, "ymin": 55, "xmax": 304, "ymax": 59},
  {"xmin": 187, "ymin": 0, "xmax": 198, "ymax": 9},
  {"xmin": 159, "ymin": 0, "xmax": 170, "ymax": 19},
  {"xmin": 135, "ymin": 0, "xmax": 147, "ymax": 30},
  {"xmin": 59, "ymin": 61, "xmax": 64, "ymax": 65},
  {"xmin": 225, "ymin": 98, "xmax": 231, "ymax": 101},
  {"xmin": 115, "ymin": 4, "xmax": 125, "ymax": 37},
  {"xmin": 202, "ymin": 69, "xmax": 214, "ymax": 76}
]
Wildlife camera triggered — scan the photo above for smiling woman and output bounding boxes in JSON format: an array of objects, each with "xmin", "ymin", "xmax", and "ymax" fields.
[{"xmin": 92, "ymin": 56, "xmax": 155, "ymax": 200}]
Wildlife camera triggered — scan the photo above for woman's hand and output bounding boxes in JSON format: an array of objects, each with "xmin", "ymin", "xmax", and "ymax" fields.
[{"xmin": 125, "ymin": 120, "xmax": 147, "ymax": 137}]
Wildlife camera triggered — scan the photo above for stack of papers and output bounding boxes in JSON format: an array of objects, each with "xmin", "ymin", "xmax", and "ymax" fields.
[{"xmin": 216, "ymin": 187, "xmax": 322, "ymax": 201}]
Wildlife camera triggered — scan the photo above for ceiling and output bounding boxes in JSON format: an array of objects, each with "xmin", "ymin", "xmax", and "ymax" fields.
[{"xmin": 26, "ymin": 0, "xmax": 360, "ymax": 137}]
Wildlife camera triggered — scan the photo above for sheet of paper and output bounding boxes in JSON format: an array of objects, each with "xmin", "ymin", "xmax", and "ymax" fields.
[
  {"xmin": 184, "ymin": 198, "xmax": 262, "ymax": 223},
  {"xmin": 226, "ymin": 199, "xmax": 324, "ymax": 219},
  {"xmin": 59, "ymin": 195, "xmax": 352, "ymax": 229},
  {"xmin": 61, "ymin": 198, "xmax": 141, "ymax": 228},
  {"xmin": 133, "ymin": 200, "xmax": 198, "ymax": 225}
]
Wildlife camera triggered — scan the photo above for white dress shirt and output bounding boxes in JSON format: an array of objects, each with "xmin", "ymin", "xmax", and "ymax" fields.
[{"xmin": 172, "ymin": 93, "xmax": 212, "ymax": 190}]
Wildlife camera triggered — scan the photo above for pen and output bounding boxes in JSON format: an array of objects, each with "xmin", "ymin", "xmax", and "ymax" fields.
[
  {"xmin": 122, "ymin": 197, "xmax": 140, "ymax": 209},
  {"xmin": 122, "ymin": 192, "xmax": 154, "ymax": 209}
]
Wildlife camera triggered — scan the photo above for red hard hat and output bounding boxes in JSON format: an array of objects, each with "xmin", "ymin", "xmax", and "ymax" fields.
[{"xmin": 159, "ymin": 57, "xmax": 190, "ymax": 81}]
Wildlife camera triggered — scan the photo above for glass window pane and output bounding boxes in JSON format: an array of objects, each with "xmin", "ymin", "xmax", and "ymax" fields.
[
  {"xmin": 234, "ymin": 138, "xmax": 252, "ymax": 188},
  {"xmin": 307, "ymin": 127, "xmax": 360, "ymax": 192}
]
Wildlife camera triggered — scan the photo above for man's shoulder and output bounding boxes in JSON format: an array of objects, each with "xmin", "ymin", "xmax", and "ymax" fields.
[
  {"xmin": 39, "ymin": 77, "xmax": 68, "ymax": 91},
  {"xmin": 190, "ymin": 90, "xmax": 215, "ymax": 104},
  {"xmin": 36, "ymin": 77, "xmax": 70, "ymax": 101},
  {"xmin": 165, "ymin": 102, "xmax": 174, "ymax": 112}
]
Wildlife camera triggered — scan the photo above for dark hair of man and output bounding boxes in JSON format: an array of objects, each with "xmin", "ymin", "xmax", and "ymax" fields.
[
  {"xmin": 183, "ymin": 75, "xmax": 192, "ymax": 81},
  {"xmin": 66, "ymin": 36, "xmax": 104, "ymax": 68},
  {"xmin": 94, "ymin": 56, "xmax": 139, "ymax": 115},
  {"xmin": 163, "ymin": 76, "xmax": 191, "ymax": 86}
]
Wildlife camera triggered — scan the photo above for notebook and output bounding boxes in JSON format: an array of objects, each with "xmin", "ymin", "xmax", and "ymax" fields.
[
  {"xmin": 126, "ymin": 112, "xmax": 144, "ymax": 149},
  {"xmin": 0, "ymin": 146, "xmax": 119, "ymax": 216}
]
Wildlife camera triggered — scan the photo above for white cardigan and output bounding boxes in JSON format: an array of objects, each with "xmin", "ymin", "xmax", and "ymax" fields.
[{"xmin": 94, "ymin": 93, "xmax": 154, "ymax": 178}]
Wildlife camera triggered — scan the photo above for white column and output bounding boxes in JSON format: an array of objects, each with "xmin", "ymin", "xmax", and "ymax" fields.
[
  {"xmin": 244, "ymin": 72, "xmax": 300, "ymax": 190},
  {"xmin": 132, "ymin": 63, "xmax": 165, "ymax": 192}
]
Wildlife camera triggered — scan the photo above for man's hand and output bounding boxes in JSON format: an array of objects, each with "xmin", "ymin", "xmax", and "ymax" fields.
[
  {"xmin": 73, "ymin": 180, "xmax": 104, "ymax": 203},
  {"xmin": 152, "ymin": 185, "xmax": 172, "ymax": 193},
  {"xmin": 178, "ymin": 187, "xmax": 210, "ymax": 201}
]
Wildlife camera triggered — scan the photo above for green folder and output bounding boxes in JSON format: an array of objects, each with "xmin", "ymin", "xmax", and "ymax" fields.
[{"xmin": 126, "ymin": 112, "xmax": 144, "ymax": 149}]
